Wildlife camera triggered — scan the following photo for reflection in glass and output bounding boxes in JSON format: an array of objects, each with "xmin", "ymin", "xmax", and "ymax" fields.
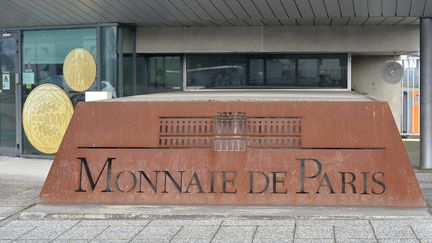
[
  {"xmin": 186, "ymin": 54, "xmax": 347, "ymax": 89},
  {"xmin": 0, "ymin": 36, "xmax": 17, "ymax": 149},
  {"xmin": 135, "ymin": 55, "xmax": 181, "ymax": 92},
  {"xmin": 121, "ymin": 28, "xmax": 134, "ymax": 97},
  {"xmin": 266, "ymin": 58, "xmax": 296, "ymax": 86},
  {"xmin": 22, "ymin": 28, "xmax": 97, "ymax": 155}
]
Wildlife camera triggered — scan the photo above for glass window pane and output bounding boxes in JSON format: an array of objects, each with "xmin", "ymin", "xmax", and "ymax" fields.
[
  {"xmin": 22, "ymin": 28, "xmax": 97, "ymax": 155},
  {"xmin": 186, "ymin": 54, "xmax": 347, "ymax": 89},
  {"xmin": 266, "ymin": 57, "xmax": 296, "ymax": 86},
  {"xmin": 148, "ymin": 56, "xmax": 181, "ymax": 90},
  {"xmin": 249, "ymin": 59, "xmax": 264, "ymax": 86},
  {"xmin": 187, "ymin": 55, "xmax": 246, "ymax": 88},
  {"xmin": 136, "ymin": 55, "xmax": 147, "ymax": 94},
  {"xmin": 121, "ymin": 28, "xmax": 134, "ymax": 97},
  {"xmin": 298, "ymin": 58, "xmax": 318, "ymax": 87}
]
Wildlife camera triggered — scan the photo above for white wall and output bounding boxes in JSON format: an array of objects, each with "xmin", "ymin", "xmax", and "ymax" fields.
[
  {"xmin": 351, "ymin": 55, "xmax": 403, "ymax": 130},
  {"xmin": 136, "ymin": 26, "xmax": 419, "ymax": 53}
]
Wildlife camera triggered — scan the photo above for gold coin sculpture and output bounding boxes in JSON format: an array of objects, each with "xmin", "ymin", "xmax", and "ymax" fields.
[
  {"xmin": 63, "ymin": 48, "xmax": 96, "ymax": 92},
  {"xmin": 22, "ymin": 84, "xmax": 74, "ymax": 154}
]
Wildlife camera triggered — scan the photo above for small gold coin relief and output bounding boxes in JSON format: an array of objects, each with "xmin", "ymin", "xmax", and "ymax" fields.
[
  {"xmin": 63, "ymin": 48, "xmax": 96, "ymax": 92},
  {"xmin": 22, "ymin": 84, "xmax": 74, "ymax": 154}
]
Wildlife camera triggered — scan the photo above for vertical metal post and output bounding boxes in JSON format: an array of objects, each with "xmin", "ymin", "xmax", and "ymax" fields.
[{"xmin": 420, "ymin": 18, "xmax": 432, "ymax": 169}]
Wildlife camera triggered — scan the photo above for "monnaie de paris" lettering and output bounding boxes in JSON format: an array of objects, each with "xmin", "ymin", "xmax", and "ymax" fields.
[{"xmin": 75, "ymin": 158, "xmax": 386, "ymax": 195}]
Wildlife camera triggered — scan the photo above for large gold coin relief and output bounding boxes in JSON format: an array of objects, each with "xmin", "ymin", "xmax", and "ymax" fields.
[
  {"xmin": 22, "ymin": 84, "xmax": 74, "ymax": 154},
  {"xmin": 63, "ymin": 48, "xmax": 96, "ymax": 92}
]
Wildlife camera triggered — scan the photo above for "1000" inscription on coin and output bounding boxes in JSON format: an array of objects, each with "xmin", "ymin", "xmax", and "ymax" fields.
[{"xmin": 22, "ymin": 84, "xmax": 74, "ymax": 154}]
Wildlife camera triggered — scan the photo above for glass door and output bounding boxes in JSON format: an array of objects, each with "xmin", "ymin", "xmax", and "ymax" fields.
[{"xmin": 0, "ymin": 32, "xmax": 19, "ymax": 156}]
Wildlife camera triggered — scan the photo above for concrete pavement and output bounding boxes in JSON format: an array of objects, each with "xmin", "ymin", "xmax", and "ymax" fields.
[
  {"xmin": 1, "ymin": 218, "xmax": 432, "ymax": 242},
  {"xmin": 0, "ymin": 155, "xmax": 432, "ymax": 242},
  {"xmin": 0, "ymin": 156, "xmax": 51, "ymax": 221}
]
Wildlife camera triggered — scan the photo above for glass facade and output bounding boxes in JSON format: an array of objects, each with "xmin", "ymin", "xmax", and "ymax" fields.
[
  {"xmin": 187, "ymin": 54, "xmax": 347, "ymax": 89},
  {"xmin": 120, "ymin": 27, "xmax": 135, "ymax": 97},
  {"xmin": 22, "ymin": 28, "xmax": 97, "ymax": 155}
]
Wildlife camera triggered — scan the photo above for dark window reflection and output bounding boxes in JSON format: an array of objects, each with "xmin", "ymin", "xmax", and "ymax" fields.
[
  {"xmin": 136, "ymin": 54, "xmax": 181, "ymax": 93},
  {"xmin": 187, "ymin": 54, "xmax": 347, "ymax": 89}
]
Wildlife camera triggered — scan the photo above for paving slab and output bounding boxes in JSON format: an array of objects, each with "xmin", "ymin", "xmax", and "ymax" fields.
[
  {"xmin": 57, "ymin": 226, "xmax": 108, "ymax": 240},
  {"xmin": 295, "ymin": 225, "xmax": 334, "ymax": 239},
  {"xmin": 334, "ymin": 226, "xmax": 375, "ymax": 239}
]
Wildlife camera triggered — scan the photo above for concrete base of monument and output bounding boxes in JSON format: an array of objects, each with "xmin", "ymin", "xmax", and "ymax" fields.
[
  {"xmin": 20, "ymin": 204, "xmax": 431, "ymax": 220},
  {"xmin": 39, "ymin": 91, "xmax": 425, "ymax": 207}
]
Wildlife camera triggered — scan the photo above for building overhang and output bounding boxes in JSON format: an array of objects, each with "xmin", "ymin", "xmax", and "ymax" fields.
[{"xmin": 0, "ymin": 0, "xmax": 429, "ymax": 28}]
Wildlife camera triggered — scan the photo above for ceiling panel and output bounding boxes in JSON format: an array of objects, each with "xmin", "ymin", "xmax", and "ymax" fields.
[
  {"xmin": 266, "ymin": 0, "xmax": 290, "ymax": 19},
  {"xmin": 309, "ymin": 0, "xmax": 328, "ymax": 18},
  {"xmin": 411, "ymin": 0, "xmax": 427, "ymax": 16},
  {"xmin": 324, "ymin": 0, "xmax": 341, "ymax": 17},
  {"xmin": 368, "ymin": 0, "xmax": 383, "ymax": 16},
  {"xmin": 71, "ymin": 0, "xmax": 111, "ymax": 22},
  {"xmin": 168, "ymin": 0, "xmax": 200, "ymax": 20},
  {"xmin": 353, "ymin": 0, "xmax": 368, "ymax": 17},
  {"xmin": 0, "ymin": 1, "xmax": 39, "ymax": 26},
  {"xmin": 424, "ymin": 0, "xmax": 432, "ymax": 16},
  {"xmin": 411, "ymin": 18, "xmax": 420, "ymax": 24},
  {"xmin": 379, "ymin": 16, "xmax": 404, "ymax": 24},
  {"xmin": 0, "ymin": 0, "xmax": 426, "ymax": 28},
  {"xmin": 24, "ymin": 0, "xmax": 69, "ymax": 25},
  {"xmin": 211, "ymin": 18, "xmax": 233, "ymax": 26},
  {"xmin": 296, "ymin": 18, "xmax": 314, "ymax": 25},
  {"xmin": 382, "ymin": 0, "xmax": 397, "ymax": 16},
  {"xmin": 331, "ymin": 17, "xmax": 350, "ymax": 25},
  {"xmin": 36, "ymin": 0, "xmax": 81, "ymax": 24},
  {"xmin": 252, "ymin": 0, "xmax": 278, "ymax": 19},
  {"xmin": 242, "ymin": 18, "xmax": 265, "ymax": 25},
  {"xmin": 397, "ymin": 0, "xmax": 412, "ymax": 16},
  {"xmin": 128, "ymin": 0, "xmax": 166, "ymax": 20},
  {"xmin": 225, "ymin": 18, "xmax": 248, "ymax": 26},
  {"xmin": 315, "ymin": 17, "xmax": 332, "ymax": 25},
  {"xmin": 197, "ymin": 19, "xmax": 218, "ymax": 26},
  {"xmin": 53, "ymin": 0, "xmax": 98, "ymax": 23},
  {"xmin": 262, "ymin": 18, "xmax": 282, "ymax": 26},
  {"xmin": 145, "ymin": 0, "xmax": 178, "ymax": 20},
  {"xmin": 295, "ymin": 0, "xmax": 315, "ymax": 18},
  {"xmin": 10, "ymin": 0, "xmax": 58, "ymax": 25},
  {"xmin": 364, "ymin": 16, "xmax": 386, "ymax": 24},
  {"xmin": 397, "ymin": 17, "xmax": 418, "ymax": 24},
  {"xmin": 279, "ymin": 18, "xmax": 298, "ymax": 25},
  {"xmin": 102, "ymin": 0, "xmax": 144, "ymax": 22},
  {"xmin": 83, "ymin": 0, "xmax": 122, "ymax": 21},
  {"xmin": 181, "ymin": 0, "xmax": 213, "ymax": 20},
  {"xmin": 339, "ymin": 0, "xmax": 355, "ymax": 17},
  {"xmin": 0, "ymin": 7, "xmax": 25, "ymax": 27},
  {"xmin": 223, "ymin": 0, "xmax": 250, "ymax": 19},
  {"xmin": 280, "ymin": 0, "xmax": 301, "ymax": 18},
  {"xmin": 347, "ymin": 16, "xmax": 368, "ymax": 24},
  {"xmin": 155, "ymin": 0, "xmax": 189, "ymax": 21},
  {"xmin": 197, "ymin": 0, "xmax": 225, "ymax": 20},
  {"xmin": 238, "ymin": 0, "xmax": 263, "ymax": 19},
  {"xmin": 210, "ymin": 0, "xmax": 237, "ymax": 19}
]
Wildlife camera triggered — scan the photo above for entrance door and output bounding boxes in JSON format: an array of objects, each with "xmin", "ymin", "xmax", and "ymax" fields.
[{"xmin": 0, "ymin": 32, "xmax": 19, "ymax": 156}]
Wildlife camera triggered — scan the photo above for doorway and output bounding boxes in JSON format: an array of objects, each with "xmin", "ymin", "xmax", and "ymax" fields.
[{"xmin": 0, "ymin": 31, "xmax": 20, "ymax": 156}]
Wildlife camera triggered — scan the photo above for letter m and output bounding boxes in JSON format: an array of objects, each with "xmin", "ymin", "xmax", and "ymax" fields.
[{"xmin": 75, "ymin": 157, "xmax": 115, "ymax": 192}]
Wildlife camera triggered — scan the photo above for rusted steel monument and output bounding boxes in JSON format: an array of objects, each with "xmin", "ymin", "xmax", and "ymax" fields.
[{"xmin": 39, "ymin": 96, "xmax": 425, "ymax": 207}]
